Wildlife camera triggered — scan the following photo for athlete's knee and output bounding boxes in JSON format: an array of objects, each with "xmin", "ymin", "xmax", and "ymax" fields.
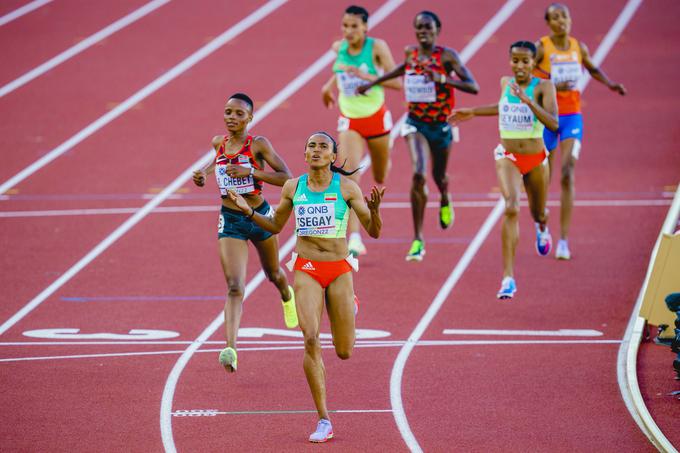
[
  {"xmin": 335, "ymin": 346, "xmax": 353, "ymax": 360},
  {"xmin": 263, "ymin": 267, "xmax": 282, "ymax": 283},
  {"xmin": 504, "ymin": 199, "xmax": 520, "ymax": 217},
  {"xmin": 412, "ymin": 173, "xmax": 426, "ymax": 189},
  {"xmin": 226, "ymin": 279, "xmax": 245, "ymax": 298},
  {"xmin": 302, "ymin": 331, "xmax": 321, "ymax": 353},
  {"xmin": 561, "ymin": 164, "xmax": 575, "ymax": 187}
]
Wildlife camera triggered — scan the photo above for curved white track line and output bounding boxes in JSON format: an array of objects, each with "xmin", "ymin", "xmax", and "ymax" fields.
[
  {"xmin": 388, "ymin": 1, "xmax": 524, "ymax": 450},
  {"xmin": 158, "ymin": 1, "xmax": 408, "ymax": 451},
  {"xmin": 390, "ymin": 1, "xmax": 649, "ymax": 451}
]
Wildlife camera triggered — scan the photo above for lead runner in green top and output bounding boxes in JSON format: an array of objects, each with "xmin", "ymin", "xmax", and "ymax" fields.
[
  {"xmin": 228, "ymin": 132, "xmax": 384, "ymax": 443},
  {"xmin": 321, "ymin": 5, "xmax": 400, "ymax": 260}
]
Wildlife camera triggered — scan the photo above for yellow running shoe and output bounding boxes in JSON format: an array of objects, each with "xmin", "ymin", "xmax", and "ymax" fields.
[
  {"xmin": 439, "ymin": 203, "xmax": 454, "ymax": 229},
  {"xmin": 406, "ymin": 239, "xmax": 426, "ymax": 262},
  {"xmin": 282, "ymin": 285, "xmax": 298, "ymax": 328},
  {"xmin": 218, "ymin": 347, "xmax": 237, "ymax": 372}
]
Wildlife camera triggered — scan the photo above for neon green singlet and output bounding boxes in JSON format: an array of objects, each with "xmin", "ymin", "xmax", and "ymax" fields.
[
  {"xmin": 293, "ymin": 173, "xmax": 349, "ymax": 239},
  {"xmin": 333, "ymin": 37, "xmax": 384, "ymax": 118}
]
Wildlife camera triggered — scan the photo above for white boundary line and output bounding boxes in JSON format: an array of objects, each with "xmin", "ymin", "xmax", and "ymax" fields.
[
  {"xmin": 0, "ymin": 0, "xmax": 171, "ymax": 98},
  {"xmin": 0, "ymin": 199, "xmax": 670, "ymax": 218},
  {"xmin": 391, "ymin": 200, "xmax": 505, "ymax": 452},
  {"xmin": 0, "ymin": 0, "xmax": 287, "ymax": 195},
  {"xmin": 618, "ymin": 186, "xmax": 679, "ymax": 453},
  {"xmin": 388, "ymin": 0, "xmax": 524, "ymax": 449},
  {"xmin": 0, "ymin": 0, "xmax": 51, "ymax": 27},
  {"xmin": 389, "ymin": 0, "xmax": 650, "ymax": 450},
  {"xmin": 0, "ymin": 339, "xmax": 622, "ymax": 363},
  {"xmin": 158, "ymin": 1, "xmax": 408, "ymax": 451},
  {"xmin": 0, "ymin": 0, "xmax": 289, "ymax": 337},
  {"xmin": 172, "ymin": 409, "xmax": 394, "ymax": 416}
]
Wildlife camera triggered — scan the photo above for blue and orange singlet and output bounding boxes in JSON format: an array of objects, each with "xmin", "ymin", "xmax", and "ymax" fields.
[{"xmin": 536, "ymin": 36, "xmax": 583, "ymax": 115}]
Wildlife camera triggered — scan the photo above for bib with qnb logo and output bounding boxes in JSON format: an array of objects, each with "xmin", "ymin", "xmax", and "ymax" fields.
[
  {"xmin": 292, "ymin": 173, "xmax": 348, "ymax": 238},
  {"xmin": 214, "ymin": 135, "xmax": 262, "ymax": 196},
  {"xmin": 498, "ymin": 78, "xmax": 544, "ymax": 140}
]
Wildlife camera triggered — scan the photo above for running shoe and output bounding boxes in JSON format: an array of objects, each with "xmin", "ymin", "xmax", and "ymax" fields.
[
  {"xmin": 496, "ymin": 276, "xmax": 517, "ymax": 300},
  {"xmin": 218, "ymin": 347, "xmax": 237, "ymax": 372},
  {"xmin": 282, "ymin": 285, "xmax": 298, "ymax": 328},
  {"xmin": 309, "ymin": 419, "xmax": 333, "ymax": 443},
  {"xmin": 348, "ymin": 236, "xmax": 367, "ymax": 257},
  {"xmin": 555, "ymin": 239, "xmax": 571, "ymax": 260},
  {"xmin": 405, "ymin": 239, "xmax": 425, "ymax": 262},
  {"xmin": 439, "ymin": 203, "xmax": 454, "ymax": 229},
  {"xmin": 535, "ymin": 224, "xmax": 552, "ymax": 256}
]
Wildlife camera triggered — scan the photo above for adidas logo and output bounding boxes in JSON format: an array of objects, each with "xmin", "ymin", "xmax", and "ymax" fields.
[
  {"xmin": 295, "ymin": 194, "xmax": 308, "ymax": 202},
  {"xmin": 301, "ymin": 261, "xmax": 316, "ymax": 271}
]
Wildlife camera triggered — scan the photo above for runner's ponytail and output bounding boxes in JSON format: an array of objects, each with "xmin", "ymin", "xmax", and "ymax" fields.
[{"xmin": 308, "ymin": 131, "xmax": 361, "ymax": 176}]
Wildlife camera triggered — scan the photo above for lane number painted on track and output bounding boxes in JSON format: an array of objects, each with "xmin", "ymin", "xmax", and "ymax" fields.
[{"xmin": 22, "ymin": 328, "xmax": 180, "ymax": 340}]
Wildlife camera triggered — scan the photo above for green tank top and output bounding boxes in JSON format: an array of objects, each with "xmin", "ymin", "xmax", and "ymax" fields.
[
  {"xmin": 498, "ymin": 77, "xmax": 544, "ymax": 139},
  {"xmin": 333, "ymin": 37, "xmax": 384, "ymax": 118},
  {"xmin": 293, "ymin": 173, "xmax": 349, "ymax": 239}
]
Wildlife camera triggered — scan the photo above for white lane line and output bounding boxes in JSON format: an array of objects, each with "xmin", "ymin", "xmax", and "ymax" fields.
[
  {"xmin": 0, "ymin": 0, "xmax": 287, "ymax": 195},
  {"xmin": 0, "ymin": 340, "xmax": 404, "ymax": 346},
  {"xmin": 391, "ymin": 200, "xmax": 505, "ymax": 453},
  {"xmin": 0, "ymin": 0, "xmax": 171, "ymax": 98},
  {"xmin": 619, "ymin": 193, "xmax": 680, "ymax": 448},
  {"xmin": 391, "ymin": 1, "xmax": 645, "ymax": 451},
  {"xmin": 0, "ymin": 339, "xmax": 621, "ymax": 363},
  {"xmin": 0, "ymin": 0, "xmax": 288, "ymax": 338},
  {"xmin": 173, "ymin": 409, "xmax": 393, "ymax": 416},
  {"xmin": 577, "ymin": 0, "xmax": 642, "ymax": 92},
  {"xmin": 442, "ymin": 329, "xmax": 603, "ymax": 337},
  {"xmin": 0, "ymin": 199, "xmax": 670, "ymax": 218},
  {"xmin": 389, "ymin": 0, "xmax": 524, "ymax": 450},
  {"xmin": 0, "ymin": 0, "xmax": 51, "ymax": 27},
  {"xmin": 158, "ymin": 1, "xmax": 408, "ymax": 451}
]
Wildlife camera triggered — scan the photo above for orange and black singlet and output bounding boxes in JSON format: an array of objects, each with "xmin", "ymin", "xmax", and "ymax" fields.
[{"xmin": 404, "ymin": 46, "xmax": 455, "ymax": 123}]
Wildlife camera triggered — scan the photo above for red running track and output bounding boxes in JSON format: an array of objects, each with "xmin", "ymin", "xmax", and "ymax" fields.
[{"xmin": 0, "ymin": 0, "xmax": 678, "ymax": 451}]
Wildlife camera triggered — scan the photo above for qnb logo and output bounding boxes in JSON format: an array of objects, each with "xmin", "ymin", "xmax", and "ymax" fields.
[
  {"xmin": 298, "ymin": 206, "xmax": 305, "ymax": 216},
  {"xmin": 306, "ymin": 205, "xmax": 329, "ymax": 214},
  {"xmin": 502, "ymin": 105, "xmax": 510, "ymax": 113},
  {"xmin": 218, "ymin": 167, "xmax": 227, "ymax": 176}
]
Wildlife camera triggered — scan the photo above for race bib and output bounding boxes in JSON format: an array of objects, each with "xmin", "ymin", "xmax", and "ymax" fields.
[
  {"xmin": 498, "ymin": 99, "xmax": 535, "ymax": 132},
  {"xmin": 337, "ymin": 71, "xmax": 368, "ymax": 97},
  {"xmin": 295, "ymin": 203, "xmax": 336, "ymax": 236},
  {"xmin": 215, "ymin": 163, "xmax": 256, "ymax": 195},
  {"xmin": 404, "ymin": 73, "xmax": 436, "ymax": 103},
  {"xmin": 550, "ymin": 60, "xmax": 582, "ymax": 87}
]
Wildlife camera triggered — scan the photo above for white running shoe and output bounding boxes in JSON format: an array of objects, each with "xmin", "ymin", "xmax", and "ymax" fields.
[
  {"xmin": 555, "ymin": 239, "xmax": 571, "ymax": 260},
  {"xmin": 348, "ymin": 236, "xmax": 367, "ymax": 257},
  {"xmin": 496, "ymin": 276, "xmax": 517, "ymax": 300}
]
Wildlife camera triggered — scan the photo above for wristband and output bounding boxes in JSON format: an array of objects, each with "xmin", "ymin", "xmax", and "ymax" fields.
[
  {"xmin": 248, "ymin": 207, "xmax": 255, "ymax": 219},
  {"xmin": 439, "ymin": 73, "xmax": 446, "ymax": 84},
  {"xmin": 249, "ymin": 166, "xmax": 255, "ymax": 176}
]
